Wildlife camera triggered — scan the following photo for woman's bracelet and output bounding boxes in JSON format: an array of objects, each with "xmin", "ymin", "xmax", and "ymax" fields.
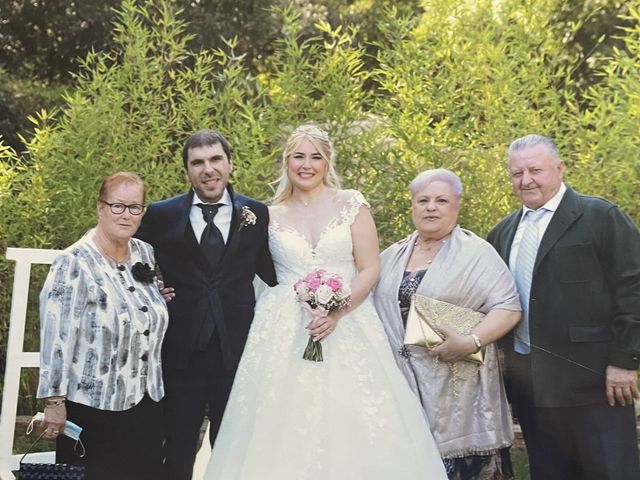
[
  {"xmin": 469, "ymin": 333, "xmax": 482, "ymax": 353},
  {"xmin": 44, "ymin": 398, "xmax": 66, "ymax": 408}
]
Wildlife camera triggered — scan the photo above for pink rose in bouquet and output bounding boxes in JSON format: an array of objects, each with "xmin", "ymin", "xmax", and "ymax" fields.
[{"xmin": 293, "ymin": 269, "xmax": 351, "ymax": 361}]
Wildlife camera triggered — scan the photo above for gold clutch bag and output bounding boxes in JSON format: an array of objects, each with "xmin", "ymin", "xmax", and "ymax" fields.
[{"xmin": 404, "ymin": 294, "xmax": 485, "ymax": 364}]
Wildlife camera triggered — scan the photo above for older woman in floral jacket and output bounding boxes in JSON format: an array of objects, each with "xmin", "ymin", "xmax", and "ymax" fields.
[{"xmin": 38, "ymin": 172, "xmax": 168, "ymax": 480}]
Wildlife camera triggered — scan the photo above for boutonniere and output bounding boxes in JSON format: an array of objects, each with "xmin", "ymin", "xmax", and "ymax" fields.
[
  {"xmin": 238, "ymin": 205, "xmax": 257, "ymax": 231},
  {"xmin": 131, "ymin": 262, "xmax": 156, "ymax": 283}
]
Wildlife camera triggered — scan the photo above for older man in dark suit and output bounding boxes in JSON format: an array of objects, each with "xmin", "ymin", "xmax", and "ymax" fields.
[
  {"xmin": 487, "ymin": 134, "xmax": 640, "ymax": 480},
  {"xmin": 136, "ymin": 129, "xmax": 276, "ymax": 480}
]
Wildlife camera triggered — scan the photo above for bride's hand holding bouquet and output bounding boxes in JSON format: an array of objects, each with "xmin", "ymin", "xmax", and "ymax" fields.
[
  {"xmin": 306, "ymin": 307, "xmax": 341, "ymax": 342},
  {"xmin": 293, "ymin": 269, "xmax": 351, "ymax": 361}
]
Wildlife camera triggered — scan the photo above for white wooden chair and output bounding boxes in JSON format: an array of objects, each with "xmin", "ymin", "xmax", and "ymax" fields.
[{"xmin": 0, "ymin": 248, "xmax": 60, "ymax": 480}]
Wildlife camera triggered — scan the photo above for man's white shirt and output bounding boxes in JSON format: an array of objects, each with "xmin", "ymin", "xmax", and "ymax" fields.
[
  {"xmin": 190, "ymin": 188, "xmax": 232, "ymax": 243},
  {"xmin": 508, "ymin": 182, "xmax": 567, "ymax": 270}
]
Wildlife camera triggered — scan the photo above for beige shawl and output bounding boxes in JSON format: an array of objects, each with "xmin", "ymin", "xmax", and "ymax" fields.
[{"xmin": 372, "ymin": 226, "xmax": 521, "ymax": 459}]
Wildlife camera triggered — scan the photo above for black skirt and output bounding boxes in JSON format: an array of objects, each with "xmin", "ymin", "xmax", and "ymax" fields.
[{"xmin": 56, "ymin": 394, "xmax": 164, "ymax": 480}]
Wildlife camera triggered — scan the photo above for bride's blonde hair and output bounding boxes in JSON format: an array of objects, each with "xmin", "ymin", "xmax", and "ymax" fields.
[{"xmin": 271, "ymin": 124, "xmax": 342, "ymax": 205}]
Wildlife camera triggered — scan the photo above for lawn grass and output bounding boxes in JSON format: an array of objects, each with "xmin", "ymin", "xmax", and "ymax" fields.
[{"xmin": 512, "ymin": 447, "xmax": 530, "ymax": 480}]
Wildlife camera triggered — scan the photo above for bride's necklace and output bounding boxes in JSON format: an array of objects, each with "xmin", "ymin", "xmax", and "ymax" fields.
[
  {"xmin": 293, "ymin": 187, "xmax": 329, "ymax": 207},
  {"xmin": 295, "ymin": 196, "xmax": 319, "ymax": 207}
]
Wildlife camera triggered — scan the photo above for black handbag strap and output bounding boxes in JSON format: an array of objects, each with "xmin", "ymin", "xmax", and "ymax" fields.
[
  {"xmin": 19, "ymin": 430, "xmax": 48, "ymax": 465},
  {"xmin": 20, "ymin": 430, "xmax": 87, "ymax": 464}
]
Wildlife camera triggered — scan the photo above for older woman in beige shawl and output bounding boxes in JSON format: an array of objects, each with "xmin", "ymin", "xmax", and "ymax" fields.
[{"xmin": 373, "ymin": 169, "xmax": 521, "ymax": 480}]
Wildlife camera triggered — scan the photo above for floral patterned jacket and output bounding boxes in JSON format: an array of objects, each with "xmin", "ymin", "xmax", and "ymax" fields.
[{"xmin": 37, "ymin": 230, "xmax": 168, "ymax": 411}]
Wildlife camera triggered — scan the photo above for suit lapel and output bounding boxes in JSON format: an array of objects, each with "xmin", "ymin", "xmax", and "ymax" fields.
[
  {"xmin": 166, "ymin": 191, "xmax": 195, "ymax": 241},
  {"xmin": 500, "ymin": 209, "xmax": 522, "ymax": 262},
  {"xmin": 221, "ymin": 186, "xmax": 244, "ymax": 264},
  {"xmin": 534, "ymin": 187, "xmax": 582, "ymax": 273}
]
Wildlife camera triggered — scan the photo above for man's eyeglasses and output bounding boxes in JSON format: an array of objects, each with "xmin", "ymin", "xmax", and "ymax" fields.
[{"xmin": 100, "ymin": 200, "xmax": 146, "ymax": 215}]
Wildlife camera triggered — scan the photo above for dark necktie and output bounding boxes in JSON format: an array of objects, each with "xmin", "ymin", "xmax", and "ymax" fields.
[{"xmin": 197, "ymin": 203, "xmax": 225, "ymax": 267}]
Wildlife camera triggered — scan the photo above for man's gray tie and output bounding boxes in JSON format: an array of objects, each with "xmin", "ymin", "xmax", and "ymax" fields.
[
  {"xmin": 197, "ymin": 203, "xmax": 225, "ymax": 267},
  {"xmin": 513, "ymin": 208, "xmax": 547, "ymax": 354}
]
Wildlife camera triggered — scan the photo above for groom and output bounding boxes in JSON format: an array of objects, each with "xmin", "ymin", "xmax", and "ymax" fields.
[{"xmin": 136, "ymin": 129, "xmax": 277, "ymax": 479}]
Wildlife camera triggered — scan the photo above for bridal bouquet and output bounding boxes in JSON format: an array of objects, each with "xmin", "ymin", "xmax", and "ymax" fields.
[{"xmin": 293, "ymin": 269, "xmax": 351, "ymax": 362}]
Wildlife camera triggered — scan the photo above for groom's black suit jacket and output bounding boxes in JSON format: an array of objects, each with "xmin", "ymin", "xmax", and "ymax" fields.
[
  {"xmin": 136, "ymin": 185, "xmax": 276, "ymax": 373},
  {"xmin": 487, "ymin": 186, "xmax": 640, "ymax": 408}
]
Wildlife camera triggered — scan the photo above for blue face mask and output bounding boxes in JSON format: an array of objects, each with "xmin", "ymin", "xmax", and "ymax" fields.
[
  {"xmin": 62, "ymin": 419, "xmax": 83, "ymax": 441},
  {"xmin": 28, "ymin": 412, "xmax": 86, "ymax": 457}
]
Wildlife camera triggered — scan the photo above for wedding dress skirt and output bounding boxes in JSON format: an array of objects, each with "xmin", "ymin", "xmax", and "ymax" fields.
[{"xmin": 203, "ymin": 191, "xmax": 447, "ymax": 479}]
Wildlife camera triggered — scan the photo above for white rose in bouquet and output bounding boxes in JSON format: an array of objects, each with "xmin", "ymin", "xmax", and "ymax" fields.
[
  {"xmin": 315, "ymin": 284, "xmax": 334, "ymax": 305},
  {"xmin": 294, "ymin": 282, "xmax": 311, "ymax": 302}
]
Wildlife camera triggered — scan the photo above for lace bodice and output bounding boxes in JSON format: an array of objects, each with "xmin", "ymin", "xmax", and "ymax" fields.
[{"xmin": 269, "ymin": 190, "xmax": 369, "ymax": 285}]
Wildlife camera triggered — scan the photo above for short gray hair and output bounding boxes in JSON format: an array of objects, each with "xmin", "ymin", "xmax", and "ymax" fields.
[
  {"xmin": 508, "ymin": 134, "xmax": 561, "ymax": 162},
  {"xmin": 410, "ymin": 168, "xmax": 463, "ymax": 199}
]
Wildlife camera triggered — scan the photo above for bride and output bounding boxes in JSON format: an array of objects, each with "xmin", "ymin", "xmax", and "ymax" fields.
[{"xmin": 203, "ymin": 124, "xmax": 447, "ymax": 479}]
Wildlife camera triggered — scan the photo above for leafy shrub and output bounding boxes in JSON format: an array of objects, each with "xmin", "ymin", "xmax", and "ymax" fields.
[{"xmin": 1, "ymin": 0, "xmax": 638, "ymax": 413}]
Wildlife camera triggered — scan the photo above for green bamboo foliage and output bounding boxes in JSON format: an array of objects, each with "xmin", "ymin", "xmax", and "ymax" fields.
[
  {"xmin": 372, "ymin": 0, "xmax": 571, "ymax": 238},
  {"xmin": 567, "ymin": 7, "xmax": 640, "ymax": 220},
  {"xmin": 0, "ymin": 0, "xmax": 639, "ymax": 411},
  {"xmin": 248, "ymin": 6, "xmax": 374, "ymax": 196}
]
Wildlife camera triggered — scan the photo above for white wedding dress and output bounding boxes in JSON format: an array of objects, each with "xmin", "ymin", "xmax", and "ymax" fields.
[{"xmin": 203, "ymin": 190, "xmax": 447, "ymax": 479}]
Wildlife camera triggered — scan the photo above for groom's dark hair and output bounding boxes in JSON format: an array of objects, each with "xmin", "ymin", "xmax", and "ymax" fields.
[{"xmin": 182, "ymin": 129, "xmax": 232, "ymax": 168}]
